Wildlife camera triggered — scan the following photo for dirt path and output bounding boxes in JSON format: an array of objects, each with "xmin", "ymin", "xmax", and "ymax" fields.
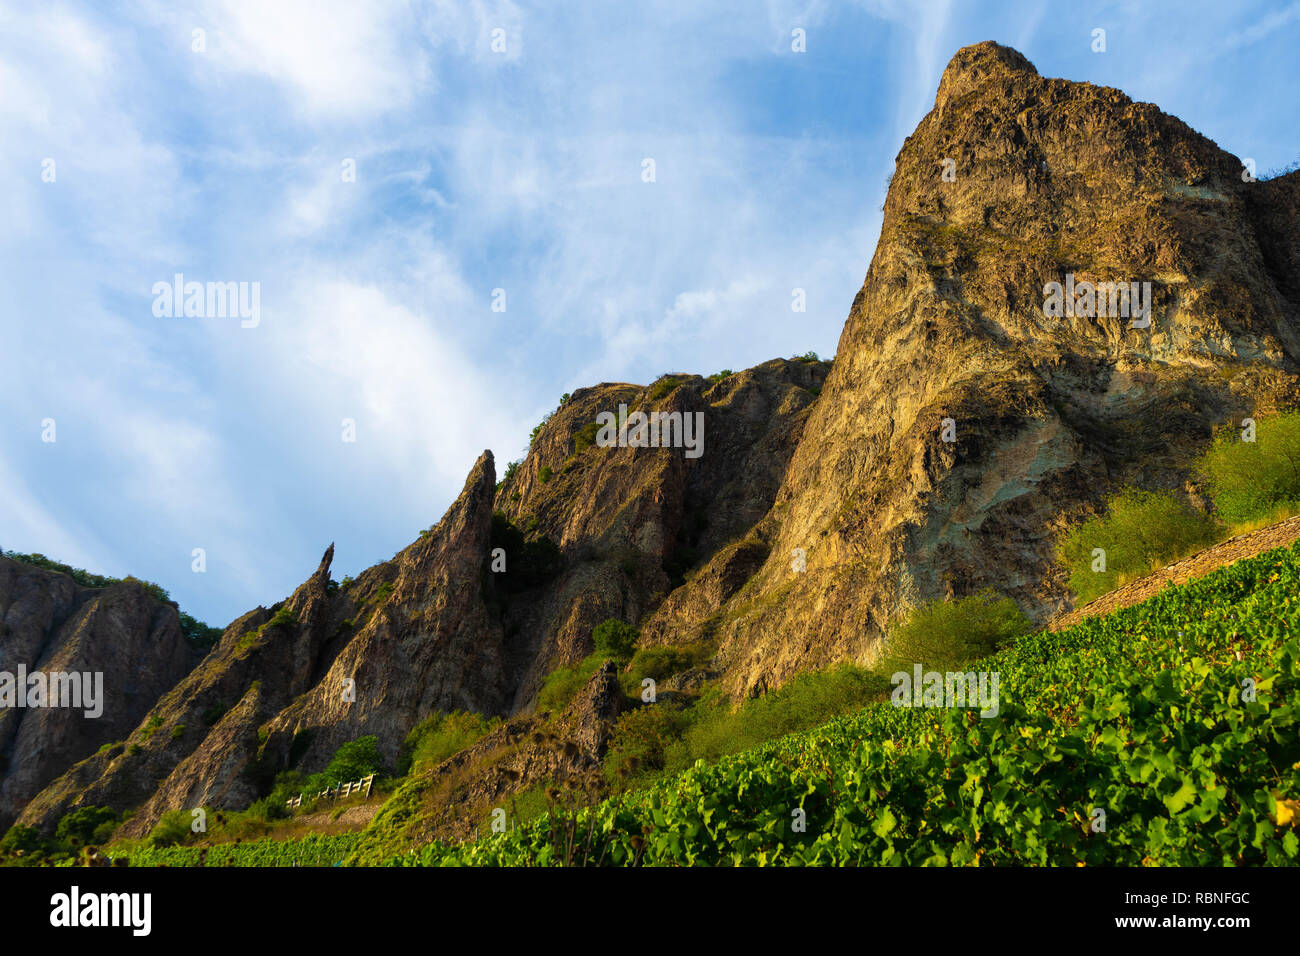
[{"xmin": 1050, "ymin": 514, "xmax": 1300, "ymax": 631}]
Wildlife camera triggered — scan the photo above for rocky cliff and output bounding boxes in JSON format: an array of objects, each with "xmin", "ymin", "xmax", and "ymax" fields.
[
  {"xmin": 656, "ymin": 41, "xmax": 1300, "ymax": 698},
  {"xmin": 8, "ymin": 41, "xmax": 1298, "ymax": 839},
  {"xmin": 0, "ymin": 558, "xmax": 200, "ymax": 831}
]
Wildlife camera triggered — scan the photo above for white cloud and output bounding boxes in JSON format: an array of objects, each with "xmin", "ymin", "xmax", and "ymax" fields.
[{"xmin": 187, "ymin": 0, "xmax": 433, "ymax": 119}]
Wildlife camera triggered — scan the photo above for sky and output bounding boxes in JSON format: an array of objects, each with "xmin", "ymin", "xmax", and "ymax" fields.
[{"xmin": 1, "ymin": 0, "xmax": 1297, "ymax": 629}]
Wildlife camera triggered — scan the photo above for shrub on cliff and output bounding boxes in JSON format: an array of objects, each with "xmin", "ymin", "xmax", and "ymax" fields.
[
  {"xmin": 398, "ymin": 711, "xmax": 500, "ymax": 775},
  {"xmin": 878, "ymin": 590, "xmax": 1032, "ymax": 674},
  {"xmin": 146, "ymin": 809, "xmax": 193, "ymax": 848},
  {"xmin": 489, "ymin": 512, "xmax": 563, "ymax": 589},
  {"xmin": 603, "ymin": 703, "xmax": 690, "ymax": 788},
  {"xmin": 1198, "ymin": 411, "xmax": 1300, "ymax": 524},
  {"xmin": 537, "ymin": 653, "xmax": 604, "ymax": 712},
  {"xmin": 55, "ymin": 806, "xmax": 119, "ymax": 847},
  {"xmin": 316, "ymin": 736, "xmax": 385, "ymax": 787},
  {"xmin": 592, "ymin": 618, "xmax": 638, "ymax": 659},
  {"xmin": 1057, "ymin": 489, "xmax": 1222, "ymax": 603}
]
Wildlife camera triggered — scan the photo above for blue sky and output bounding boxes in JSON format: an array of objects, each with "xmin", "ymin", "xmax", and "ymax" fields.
[{"xmin": 2, "ymin": 0, "xmax": 1297, "ymax": 628}]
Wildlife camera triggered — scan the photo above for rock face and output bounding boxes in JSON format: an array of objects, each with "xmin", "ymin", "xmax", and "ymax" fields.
[
  {"xmin": 696, "ymin": 41, "xmax": 1300, "ymax": 697},
  {"xmin": 8, "ymin": 42, "xmax": 1299, "ymax": 839},
  {"xmin": 0, "ymin": 558, "xmax": 200, "ymax": 831},
  {"xmin": 492, "ymin": 359, "xmax": 829, "ymax": 704}
]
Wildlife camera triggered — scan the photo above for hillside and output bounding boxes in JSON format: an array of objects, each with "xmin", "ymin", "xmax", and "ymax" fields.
[
  {"xmin": 1052, "ymin": 513, "xmax": 1300, "ymax": 629},
  {"xmin": 3, "ymin": 40, "xmax": 1298, "ymax": 851},
  {"xmin": 126, "ymin": 536, "xmax": 1300, "ymax": 866},
  {"xmin": 0, "ymin": 555, "xmax": 204, "ymax": 832}
]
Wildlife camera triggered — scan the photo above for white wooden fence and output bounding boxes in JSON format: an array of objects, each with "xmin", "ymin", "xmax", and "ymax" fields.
[{"xmin": 285, "ymin": 772, "xmax": 375, "ymax": 809}]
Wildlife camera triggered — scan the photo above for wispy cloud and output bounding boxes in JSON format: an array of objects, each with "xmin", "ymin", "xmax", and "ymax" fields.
[{"xmin": 2, "ymin": 0, "xmax": 1295, "ymax": 625}]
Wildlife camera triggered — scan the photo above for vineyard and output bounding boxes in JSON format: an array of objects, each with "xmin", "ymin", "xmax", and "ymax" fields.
[
  {"xmin": 376, "ymin": 540, "xmax": 1300, "ymax": 866},
  {"xmin": 127, "ymin": 833, "xmax": 360, "ymax": 868},
  {"xmin": 127, "ymin": 541, "xmax": 1300, "ymax": 867}
]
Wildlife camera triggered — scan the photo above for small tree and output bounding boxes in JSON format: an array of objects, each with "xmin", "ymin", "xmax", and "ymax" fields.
[
  {"xmin": 592, "ymin": 618, "xmax": 638, "ymax": 660},
  {"xmin": 879, "ymin": 590, "xmax": 1031, "ymax": 673},
  {"xmin": 55, "ymin": 806, "xmax": 119, "ymax": 847},
  {"xmin": 320, "ymin": 735, "xmax": 385, "ymax": 784}
]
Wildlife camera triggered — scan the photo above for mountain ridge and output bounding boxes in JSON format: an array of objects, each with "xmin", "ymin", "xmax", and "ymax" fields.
[{"xmin": 5, "ymin": 40, "xmax": 1298, "ymax": 842}]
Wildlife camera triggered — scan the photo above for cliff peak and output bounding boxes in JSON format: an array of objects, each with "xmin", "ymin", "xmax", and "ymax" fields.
[{"xmin": 935, "ymin": 41, "xmax": 1038, "ymax": 108}]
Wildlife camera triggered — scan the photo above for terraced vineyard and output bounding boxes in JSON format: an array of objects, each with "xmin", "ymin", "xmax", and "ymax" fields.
[{"xmin": 129, "ymin": 541, "xmax": 1300, "ymax": 867}]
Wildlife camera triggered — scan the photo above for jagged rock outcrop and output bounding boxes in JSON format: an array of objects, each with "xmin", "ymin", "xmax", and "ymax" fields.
[
  {"xmin": 697, "ymin": 41, "xmax": 1300, "ymax": 697},
  {"xmin": 493, "ymin": 359, "xmax": 828, "ymax": 701},
  {"xmin": 0, "ymin": 558, "xmax": 200, "ymax": 830},
  {"xmin": 257, "ymin": 451, "xmax": 511, "ymax": 773},
  {"xmin": 17, "ymin": 543, "xmax": 338, "ymax": 836}
]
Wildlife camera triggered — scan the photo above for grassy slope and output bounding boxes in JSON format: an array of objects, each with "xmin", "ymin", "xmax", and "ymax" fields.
[{"xmin": 122, "ymin": 539, "xmax": 1300, "ymax": 867}]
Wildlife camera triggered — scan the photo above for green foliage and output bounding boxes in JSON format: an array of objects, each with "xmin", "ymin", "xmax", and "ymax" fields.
[
  {"xmin": 171, "ymin": 724, "xmax": 186, "ymax": 740},
  {"xmin": 201, "ymin": 701, "xmax": 228, "ymax": 726},
  {"xmin": 592, "ymin": 618, "xmax": 638, "ymax": 660},
  {"xmin": 56, "ymin": 806, "xmax": 119, "ymax": 847},
  {"xmin": 1057, "ymin": 488, "xmax": 1222, "ymax": 603},
  {"xmin": 308, "ymin": 736, "xmax": 385, "ymax": 792},
  {"xmin": 146, "ymin": 809, "xmax": 193, "ymax": 848},
  {"xmin": 398, "ymin": 711, "xmax": 500, "ymax": 775},
  {"xmin": 559, "ymin": 392, "xmax": 571, "ymax": 406},
  {"xmin": 1197, "ymin": 411, "xmax": 1300, "ymax": 523},
  {"xmin": 177, "ymin": 612, "xmax": 222, "ymax": 648},
  {"xmin": 620, "ymin": 644, "xmax": 710, "ymax": 696},
  {"xmin": 374, "ymin": 582, "xmax": 395, "ymax": 603},
  {"xmin": 246, "ymin": 794, "xmax": 291, "ymax": 823},
  {"xmin": 573, "ymin": 421, "xmax": 602, "ymax": 452},
  {"xmin": 388, "ymin": 540, "xmax": 1300, "ymax": 866},
  {"xmin": 538, "ymin": 465, "xmax": 554, "ymax": 484},
  {"xmin": 791, "ymin": 350, "xmax": 821, "ymax": 363},
  {"xmin": 268, "ymin": 606, "xmax": 298, "ymax": 629},
  {"xmin": 128, "ymin": 833, "xmax": 359, "ymax": 867},
  {"xmin": 648, "ymin": 375, "xmax": 687, "ymax": 402},
  {"xmin": 0, "ymin": 825, "xmax": 49, "ymax": 856},
  {"xmin": 603, "ymin": 703, "xmax": 691, "ymax": 787},
  {"xmin": 503, "ymin": 460, "xmax": 521, "ymax": 484},
  {"xmin": 139, "ymin": 714, "xmax": 164, "ymax": 742},
  {"xmin": 707, "ymin": 369, "xmax": 734, "ymax": 383},
  {"xmin": 664, "ymin": 664, "xmax": 891, "ymax": 773},
  {"xmin": 109, "ymin": 541, "xmax": 1300, "ymax": 869},
  {"xmin": 0, "ymin": 550, "xmax": 119, "ymax": 588},
  {"xmin": 878, "ymin": 590, "xmax": 1032, "ymax": 674},
  {"xmin": 340, "ymin": 575, "xmax": 355, "ymax": 589},
  {"xmin": 537, "ymin": 653, "xmax": 605, "ymax": 712},
  {"xmin": 489, "ymin": 512, "xmax": 563, "ymax": 590}
]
